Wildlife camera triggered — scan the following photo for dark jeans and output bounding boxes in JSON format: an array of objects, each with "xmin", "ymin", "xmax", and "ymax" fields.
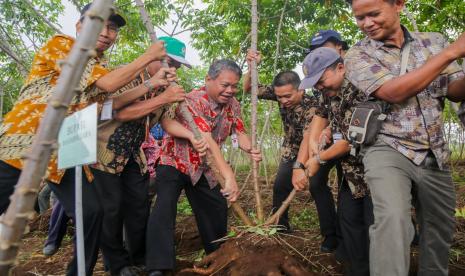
[
  {"xmin": 146, "ymin": 165, "xmax": 227, "ymax": 271},
  {"xmin": 0, "ymin": 161, "xmax": 21, "ymax": 215},
  {"xmin": 48, "ymin": 168, "xmax": 104, "ymax": 276},
  {"xmin": 44, "ymin": 200, "xmax": 70, "ymax": 249},
  {"xmin": 93, "ymin": 158, "xmax": 149, "ymax": 275},
  {"xmin": 309, "ymin": 159, "xmax": 341, "ymax": 238},
  {"xmin": 336, "ymin": 178, "xmax": 373, "ymax": 276}
]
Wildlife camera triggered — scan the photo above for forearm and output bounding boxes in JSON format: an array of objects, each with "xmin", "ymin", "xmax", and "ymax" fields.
[
  {"xmin": 308, "ymin": 116, "xmax": 329, "ymax": 156},
  {"xmin": 95, "ymin": 54, "xmax": 153, "ymax": 93},
  {"xmin": 447, "ymin": 77, "xmax": 465, "ymax": 102},
  {"xmin": 319, "ymin": 140, "xmax": 350, "ymax": 161},
  {"xmin": 296, "ymin": 131, "xmax": 310, "ymax": 164},
  {"xmin": 161, "ymin": 117, "xmax": 193, "ymax": 140},
  {"xmin": 237, "ymin": 131, "xmax": 252, "ymax": 152},
  {"xmin": 113, "ymin": 96, "xmax": 168, "ymax": 122},
  {"xmin": 374, "ymin": 49, "xmax": 457, "ymax": 103},
  {"xmin": 111, "ymin": 84, "xmax": 152, "ymax": 110},
  {"xmin": 243, "ymin": 70, "xmax": 252, "ymax": 92}
]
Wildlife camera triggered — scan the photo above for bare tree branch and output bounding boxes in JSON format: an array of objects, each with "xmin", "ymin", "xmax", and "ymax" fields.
[
  {"xmin": 170, "ymin": 2, "xmax": 189, "ymax": 36},
  {"xmin": 21, "ymin": 0, "xmax": 62, "ymax": 34},
  {"xmin": 0, "ymin": 38, "xmax": 29, "ymax": 77}
]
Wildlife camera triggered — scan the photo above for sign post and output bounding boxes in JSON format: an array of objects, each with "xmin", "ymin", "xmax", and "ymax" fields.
[{"xmin": 58, "ymin": 103, "xmax": 97, "ymax": 276}]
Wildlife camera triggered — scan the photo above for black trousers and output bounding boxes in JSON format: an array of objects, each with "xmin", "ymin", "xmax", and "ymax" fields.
[
  {"xmin": 309, "ymin": 159, "xmax": 341, "ymax": 237},
  {"xmin": 93, "ymin": 158, "xmax": 149, "ymax": 275},
  {"xmin": 0, "ymin": 161, "xmax": 21, "ymax": 215},
  {"xmin": 271, "ymin": 159, "xmax": 338, "ymax": 233},
  {"xmin": 146, "ymin": 165, "xmax": 227, "ymax": 271},
  {"xmin": 336, "ymin": 178, "xmax": 373, "ymax": 276},
  {"xmin": 48, "ymin": 168, "xmax": 104, "ymax": 276}
]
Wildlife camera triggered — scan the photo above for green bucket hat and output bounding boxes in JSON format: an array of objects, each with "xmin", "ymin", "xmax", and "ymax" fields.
[{"xmin": 159, "ymin": 36, "xmax": 192, "ymax": 68}]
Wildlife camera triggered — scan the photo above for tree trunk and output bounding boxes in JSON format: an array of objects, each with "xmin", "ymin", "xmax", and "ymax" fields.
[
  {"xmin": 134, "ymin": 0, "xmax": 252, "ymax": 226},
  {"xmin": 250, "ymin": 0, "xmax": 264, "ymax": 222},
  {"xmin": 0, "ymin": 1, "xmax": 115, "ymax": 274},
  {"xmin": 265, "ymin": 189, "xmax": 296, "ymax": 226}
]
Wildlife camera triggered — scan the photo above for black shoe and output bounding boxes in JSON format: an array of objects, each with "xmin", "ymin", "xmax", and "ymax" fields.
[
  {"xmin": 119, "ymin": 266, "xmax": 138, "ymax": 276},
  {"xmin": 147, "ymin": 270, "xmax": 164, "ymax": 276},
  {"xmin": 42, "ymin": 244, "xmax": 58, "ymax": 256},
  {"xmin": 320, "ymin": 235, "xmax": 338, "ymax": 253}
]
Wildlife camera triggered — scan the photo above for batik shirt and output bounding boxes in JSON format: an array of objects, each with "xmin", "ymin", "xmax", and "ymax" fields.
[
  {"xmin": 345, "ymin": 27, "xmax": 464, "ymax": 170},
  {"xmin": 92, "ymin": 70, "xmax": 167, "ymax": 175},
  {"xmin": 258, "ymin": 85, "xmax": 319, "ymax": 162},
  {"xmin": 0, "ymin": 34, "xmax": 109, "ymax": 183},
  {"xmin": 316, "ymin": 79, "xmax": 369, "ymax": 199},
  {"xmin": 157, "ymin": 87, "xmax": 246, "ymax": 188}
]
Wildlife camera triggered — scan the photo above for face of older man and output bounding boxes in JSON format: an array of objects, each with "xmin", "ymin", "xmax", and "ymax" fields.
[
  {"xmin": 205, "ymin": 70, "xmax": 240, "ymax": 104},
  {"xmin": 76, "ymin": 20, "xmax": 119, "ymax": 54},
  {"xmin": 351, "ymin": 0, "xmax": 404, "ymax": 43}
]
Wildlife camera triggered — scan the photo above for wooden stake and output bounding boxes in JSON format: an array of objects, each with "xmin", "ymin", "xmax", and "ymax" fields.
[
  {"xmin": 0, "ymin": 1, "xmax": 115, "ymax": 274},
  {"xmin": 265, "ymin": 189, "xmax": 296, "ymax": 226},
  {"xmin": 250, "ymin": 0, "xmax": 264, "ymax": 222},
  {"xmin": 134, "ymin": 0, "xmax": 252, "ymax": 226}
]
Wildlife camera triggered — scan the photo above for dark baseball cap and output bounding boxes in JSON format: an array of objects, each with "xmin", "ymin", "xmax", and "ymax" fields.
[
  {"xmin": 299, "ymin": 47, "xmax": 341, "ymax": 90},
  {"xmin": 81, "ymin": 3, "xmax": 126, "ymax": 27},
  {"xmin": 309, "ymin": 30, "xmax": 348, "ymax": 50}
]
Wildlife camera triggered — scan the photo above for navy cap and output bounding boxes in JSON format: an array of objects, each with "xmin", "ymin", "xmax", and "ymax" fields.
[
  {"xmin": 81, "ymin": 3, "xmax": 126, "ymax": 27},
  {"xmin": 309, "ymin": 30, "xmax": 348, "ymax": 50},
  {"xmin": 299, "ymin": 47, "xmax": 341, "ymax": 90}
]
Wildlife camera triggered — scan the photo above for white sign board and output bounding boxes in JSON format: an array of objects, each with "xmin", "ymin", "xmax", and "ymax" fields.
[{"xmin": 58, "ymin": 103, "xmax": 97, "ymax": 169}]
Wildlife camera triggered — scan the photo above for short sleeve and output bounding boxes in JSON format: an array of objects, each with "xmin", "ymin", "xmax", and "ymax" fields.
[
  {"xmin": 183, "ymin": 97, "xmax": 212, "ymax": 133},
  {"xmin": 26, "ymin": 35, "xmax": 75, "ymax": 84},
  {"xmin": 345, "ymin": 47, "xmax": 395, "ymax": 97}
]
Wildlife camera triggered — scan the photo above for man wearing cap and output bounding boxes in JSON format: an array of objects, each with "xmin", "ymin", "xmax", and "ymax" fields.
[
  {"xmin": 90, "ymin": 37, "xmax": 191, "ymax": 276},
  {"xmin": 307, "ymin": 29, "xmax": 349, "ymax": 57},
  {"xmin": 292, "ymin": 29, "xmax": 349, "ymax": 253},
  {"xmin": 296, "ymin": 47, "xmax": 373, "ymax": 275},
  {"xmin": 0, "ymin": 2, "xmax": 169, "ymax": 275},
  {"xmin": 243, "ymin": 52, "xmax": 319, "ymax": 233},
  {"xmin": 344, "ymin": 0, "xmax": 465, "ymax": 274}
]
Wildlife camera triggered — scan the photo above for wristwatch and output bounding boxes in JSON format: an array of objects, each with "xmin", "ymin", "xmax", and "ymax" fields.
[
  {"xmin": 292, "ymin": 161, "xmax": 306, "ymax": 170},
  {"xmin": 315, "ymin": 153, "xmax": 327, "ymax": 165},
  {"xmin": 143, "ymin": 80, "xmax": 155, "ymax": 92}
]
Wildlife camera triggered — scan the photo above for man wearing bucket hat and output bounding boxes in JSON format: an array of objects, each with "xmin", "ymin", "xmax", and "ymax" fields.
[
  {"xmin": 90, "ymin": 37, "xmax": 195, "ymax": 275},
  {"xmin": 295, "ymin": 47, "xmax": 373, "ymax": 275}
]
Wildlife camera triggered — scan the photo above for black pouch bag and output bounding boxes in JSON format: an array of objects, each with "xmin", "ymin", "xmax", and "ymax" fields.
[
  {"xmin": 348, "ymin": 101, "xmax": 388, "ymax": 146},
  {"xmin": 347, "ymin": 40, "xmax": 411, "ymax": 149}
]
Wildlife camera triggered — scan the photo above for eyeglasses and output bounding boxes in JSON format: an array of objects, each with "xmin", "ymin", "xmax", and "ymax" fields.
[{"xmin": 104, "ymin": 23, "xmax": 119, "ymax": 34}]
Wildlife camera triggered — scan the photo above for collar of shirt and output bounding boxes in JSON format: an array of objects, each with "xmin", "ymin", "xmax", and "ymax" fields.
[{"xmin": 368, "ymin": 25, "xmax": 415, "ymax": 50}]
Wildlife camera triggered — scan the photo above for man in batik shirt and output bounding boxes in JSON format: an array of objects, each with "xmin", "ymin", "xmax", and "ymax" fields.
[
  {"xmin": 344, "ymin": 0, "xmax": 465, "ymax": 274},
  {"xmin": 145, "ymin": 60, "xmax": 261, "ymax": 275},
  {"xmin": 90, "ymin": 37, "xmax": 190, "ymax": 275},
  {"xmin": 296, "ymin": 47, "xmax": 373, "ymax": 275},
  {"xmin": 0, "ymin": 3, "xmax": 168, "ymax": 275},
  {"xmin": 243, "ymin": 51, "xmax": 320, "ymax": 232}
]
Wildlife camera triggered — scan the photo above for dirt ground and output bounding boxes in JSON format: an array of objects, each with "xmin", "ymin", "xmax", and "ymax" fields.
[{"xmin": 11, "ymin": 170, "xmax": 465, "ymax": 275}]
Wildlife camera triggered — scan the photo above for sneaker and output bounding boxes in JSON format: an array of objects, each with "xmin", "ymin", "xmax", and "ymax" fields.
[
  {"xmin": 42, "ymin": 244, "xmax": 58, "ymax": 256},
  {"xmin": 320, "ymin": 235, "xmax": 338, "ymax": 253}
]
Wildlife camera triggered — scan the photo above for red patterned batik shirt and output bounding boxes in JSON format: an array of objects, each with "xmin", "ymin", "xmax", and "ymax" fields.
[{"xmin": 157, "ymin": 87, "xmax": 245, "ymax": 188}]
